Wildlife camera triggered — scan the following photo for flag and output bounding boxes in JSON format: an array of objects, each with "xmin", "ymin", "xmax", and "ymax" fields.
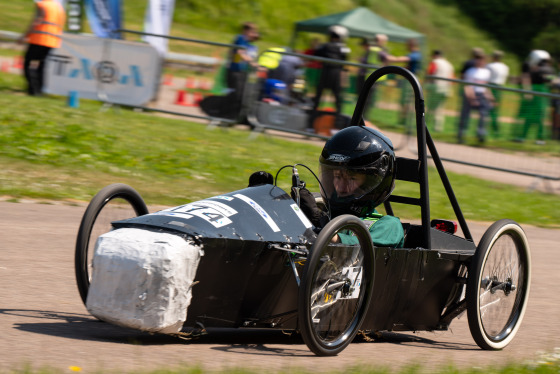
[
  {"xmin": 143, "ymin": 0, "xmax": 175, "ymax": 56},
  {"xmin": 85, "ymin": 0, "xmax": 123, "ymax": 39}
]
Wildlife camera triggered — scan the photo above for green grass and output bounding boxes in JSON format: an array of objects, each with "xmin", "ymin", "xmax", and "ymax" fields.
[
  {"xmin": 1, "ymin": 71, "xmax": 559, "ymax": 228},
  {"xmin": 3, "ymin": 360, "xmax": 560, "ymax": 374},
  {"xmin": 0, "ymin": 72, "xmax": 321, "ymax": 205}
]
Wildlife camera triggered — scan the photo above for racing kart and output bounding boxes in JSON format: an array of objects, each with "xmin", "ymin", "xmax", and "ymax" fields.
[{"xmin": 75, "ymin": 66, "xmax": 531, "ymax": 356}]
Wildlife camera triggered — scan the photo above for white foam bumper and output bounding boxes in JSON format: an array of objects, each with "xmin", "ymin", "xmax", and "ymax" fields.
[{"xmin": 86, "ymin": 228, "xmax": 203, "ymax": 333}]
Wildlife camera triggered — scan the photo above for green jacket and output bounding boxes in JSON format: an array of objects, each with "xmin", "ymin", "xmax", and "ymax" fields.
[{"xmin": 337, "ymin": 210, "xmax": 405, "ymax": 248}]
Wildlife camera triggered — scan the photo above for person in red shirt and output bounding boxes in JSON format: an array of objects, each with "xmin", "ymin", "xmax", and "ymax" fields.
[{"xmin": 303, "ymin": 37, "xmax": 322, "ymax": 93}]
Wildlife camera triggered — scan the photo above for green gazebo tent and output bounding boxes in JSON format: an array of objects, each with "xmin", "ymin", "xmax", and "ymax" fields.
[{"xmin": 291, "ymin": 7, "xmax": 424, "ymax": 45}]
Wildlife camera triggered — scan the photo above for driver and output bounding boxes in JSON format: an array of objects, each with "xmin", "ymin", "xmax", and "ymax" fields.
[{"xmin": 298, "ymin": 125, "xmax": 404, "ymax": 248}]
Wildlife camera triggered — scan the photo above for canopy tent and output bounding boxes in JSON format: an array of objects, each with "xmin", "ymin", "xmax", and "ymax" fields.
[{"xmin": 291, "ymin": 7, "xmax": 424, "ymax": 45}]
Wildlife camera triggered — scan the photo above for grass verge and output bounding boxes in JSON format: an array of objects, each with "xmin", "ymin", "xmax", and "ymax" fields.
[
  {"xmin": 1, "ymin": 73, "xmax": 559, "ymax": 228},
  {"xmin": 3, "ymin": 359, "xmax": 560, "ymax": 374}
]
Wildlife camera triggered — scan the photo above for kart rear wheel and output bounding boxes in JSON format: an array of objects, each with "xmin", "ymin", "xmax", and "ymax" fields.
[
  {"xmin": 75, "ymin": 183, "xmax": 148, "ymax": 306},
  {"xmin": 467, "ymin": 219, "xmax": 531, "ymax": 350},
  {"xmin": 298, "ymin": 215, "xmax": 374, "ymax": 356}
]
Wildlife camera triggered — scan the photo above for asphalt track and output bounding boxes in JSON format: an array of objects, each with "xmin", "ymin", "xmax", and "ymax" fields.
[{"xmin": 1, "ymin": 200, "xmax": 559, "ymax": 373}]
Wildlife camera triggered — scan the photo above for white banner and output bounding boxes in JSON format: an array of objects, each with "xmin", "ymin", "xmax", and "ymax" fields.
[
  {"xmin": 44, "ymin": 33, "xmax": 160, "ymax": 106},
  {"xmin": 143, "ymin": 0, "xmax": 175, "ymax": 56}
]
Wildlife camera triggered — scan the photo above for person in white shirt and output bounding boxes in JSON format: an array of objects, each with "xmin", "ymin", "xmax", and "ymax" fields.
[
  {"xmin": 458, "ymin": 53, "xmax": 495, "ymax": 144},
  {"xmin": 486, "ymin": 50, "xmax": 509, "ymax": 137},
  {"xmin": 426, "ymin": 50, "xmax": 455, "ymax": 132}
]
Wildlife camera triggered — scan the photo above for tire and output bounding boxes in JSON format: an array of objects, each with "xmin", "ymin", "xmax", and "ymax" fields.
[
  {"xmin": 466, "ymin": 219, "xmax": 531, "ymax": 350},
  {"xmin": 298, "ymin": 215, "xmax": 375, "ymax": 356},
  {"xmin": 75, "ymin": 183, "xmax": 148, "ymax": 306}
]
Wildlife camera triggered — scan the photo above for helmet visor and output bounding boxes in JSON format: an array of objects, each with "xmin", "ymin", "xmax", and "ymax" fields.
[{"xmin": 319, "ymin": 163, "xmax": 384, "ymax": 203}]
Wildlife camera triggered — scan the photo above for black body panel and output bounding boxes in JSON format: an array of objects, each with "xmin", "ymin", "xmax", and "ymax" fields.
[
  {"xmin": 112, "ymin": 184, "xmax": 475, "ymax": 332},
  {"xmin": 114, "ymin": 184, "xmax": 317, "ymax": 244}
]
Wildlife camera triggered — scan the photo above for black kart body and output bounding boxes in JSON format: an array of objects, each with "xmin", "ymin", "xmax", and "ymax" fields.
[{"xmin": 112, "ymin": 184, "xmax": 473, "ymax": 332}]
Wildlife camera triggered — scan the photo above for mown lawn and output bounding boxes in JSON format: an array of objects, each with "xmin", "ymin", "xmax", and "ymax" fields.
[
  {"xmin": 1, "ymin": 71, "xmax": 558, "ymax": 228},
  {"xmin": 5, "ymin": 356, "xmax": 560, "ymax": 374}
]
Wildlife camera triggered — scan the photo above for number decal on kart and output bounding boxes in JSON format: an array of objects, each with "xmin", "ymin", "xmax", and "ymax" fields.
[{"xmin": 158, "ymin": 200, "xmax": 238, "ymax": 228}]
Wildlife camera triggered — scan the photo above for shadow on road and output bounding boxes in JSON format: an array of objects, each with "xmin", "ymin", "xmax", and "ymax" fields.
[
  {"xmin": 2, "ymin": 309, "xmax": 477, "ymax": 353},
  {"xmin": 354, "ymin": 331, "xmax": 477, "ymax": 351},
  {"xmin": 2, "ymin": 308, "xmax": 181, "ymax": 345}
]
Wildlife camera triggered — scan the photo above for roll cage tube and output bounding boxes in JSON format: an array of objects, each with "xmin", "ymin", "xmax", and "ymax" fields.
[{"xmin": 350, "ymin": 65, "xmax": 473, "ymax": 249}]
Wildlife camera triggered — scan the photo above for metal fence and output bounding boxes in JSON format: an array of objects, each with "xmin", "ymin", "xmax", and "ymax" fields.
[
  {"xmin": 246, "ymin": 49, "xmax": 382, "ymax": 139},
  {"xmin": 385, "ymin": 75, "xmax": 560, "ymax": 190},
  {"xmin": 117, "ymin": 29, "xmax": 246, "ymax": 127},
  {"xmin": 241, "ymin": 48, "xmax": 559, "ymax": 190}
]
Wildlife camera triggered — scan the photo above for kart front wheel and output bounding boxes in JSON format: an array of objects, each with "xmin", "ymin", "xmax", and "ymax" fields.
[
  {"xmin": 298, "ymin": 215, "xmax": 375, "ymax": 356},
  {"xmin": 75, "ymin": 183, "xmax": 148, "ymax": 306},
  {"xmin": 467, "ymin": 219, "xmax": 531, "ymax": 350}
]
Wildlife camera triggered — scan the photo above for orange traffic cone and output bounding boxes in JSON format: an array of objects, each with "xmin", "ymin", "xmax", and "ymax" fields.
[
  {"xmin": 13, "ymin": 56, "xmax": 23, "ymax": 69},
  {"xmin": 200, "ymin": 79, "xmax": 212, "ymax": 91},
  {"xmin": 185, "ymin": 77, "xmax": 197, "ymax": 89},
  {"xmin": 162, "ymin": 74, "xmax": 173, "ymax": 86},
  {"xmin": 175, "ymin": 91, "xmax": 197, "ymax": 106},
  {"xmin": 185, "ymin": 92, "xmax": 196, "ymax": 106},
  {"xmin": 193, "ymin": 92, "xmax": 204, "ymax": 106},
  {"xmin": 175, "ymin": 90, "xmax": 186, "ymax": 105},
  {"xmin": 1, "ymin": 61, "xmax": 10, "ymax": 73}
]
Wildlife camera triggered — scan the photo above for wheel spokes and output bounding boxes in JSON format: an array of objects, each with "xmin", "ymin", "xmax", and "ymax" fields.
[
  {"xmin": 310, "ymin": 243, "xmax": 365, "ymax": 342},
  {"xmin": 479, "ymin": 233, "xmax": 523, "ymax": 338}
]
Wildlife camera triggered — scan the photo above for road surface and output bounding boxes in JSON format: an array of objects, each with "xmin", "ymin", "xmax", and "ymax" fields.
[{"xmin": 1, "ymin": 200, "xmax": 559, "ymax": 373}]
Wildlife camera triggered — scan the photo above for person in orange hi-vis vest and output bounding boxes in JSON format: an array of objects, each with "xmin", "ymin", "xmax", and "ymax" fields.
[{"xmin": 18, "ymin": 0, "xmax": 66, "ymax": 96}]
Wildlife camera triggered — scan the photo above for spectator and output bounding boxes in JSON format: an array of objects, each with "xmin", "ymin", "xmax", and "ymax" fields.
[
  {"xmin": 403, "ymin": 39, "xmax": 422, "ymax": 75},
  {"xmin": 309, "ymin": 25, "xmax": 351, "ymax": 130},
  {"xmin": 398, "ymin": 39, "xmax": 423, "ymax": 126},
  {"xmin": 360, "ymin": 35, "xmax": 420, "ymax": 126},
  {"xmin": 355, "ymin": 37, "xmax": 384, "ymax": 118},
  {"xmin": 303, "ymin": 37, "xmax": 322, "ymax": 93},
  {"xmin": 226, "ymin": 22, "xmax": 259, "ymax": 106},
  {"xmin": 486, "ymin": 50, "xmax": 510, "ymax": 137},
  {"xmin": 365, "ymin": 35, "xmax": 421, "ymax": 126},
  {"xmin": 426, "ymin": 50, "xmax": 455, "ymax": 132},
  {"xmin": 458, "ymin": 52, "xmax": 494, "ymax": 144},
  {"xmin": 374, "ymin": 34, "xmax": 406, "ymax": 66},
  {"xmin": 266, "ymin": 51, "xmax": 304, "ymax": 88},
  {"xmin": 460, "ymin": 47, "xmax": 484, "ymax": 79},
  {"xmin": 18, "ymin": 0, "xmax": 66, "ymax": 96},
  {"xmin": 516, "ymin": 50, "xmax": 555, "ymax": 144},
  {"xmin": 457, "ymin": 48, "xmax": 485, "ymax": 135},
  {"xmin": 260, "ymin": 48, "xmax": 304, "ymax": 103},
  {"xmin": 551, "ymin": 68, "xmax": 560, "ymax": 141}
]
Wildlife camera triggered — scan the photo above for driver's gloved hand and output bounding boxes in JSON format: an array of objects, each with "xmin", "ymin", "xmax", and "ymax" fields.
[
  {"xmin": 292, "ymin": 187, "xmax": 329, "ymax": 229},
  {"xmin": 248, "ymin": 171, "xmax": 273, "ymax": 187}
]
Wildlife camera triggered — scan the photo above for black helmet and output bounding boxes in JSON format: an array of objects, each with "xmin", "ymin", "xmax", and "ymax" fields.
[{"xmin": 319, "ymin": 126, "xmax": 396, "ymax": 217}]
